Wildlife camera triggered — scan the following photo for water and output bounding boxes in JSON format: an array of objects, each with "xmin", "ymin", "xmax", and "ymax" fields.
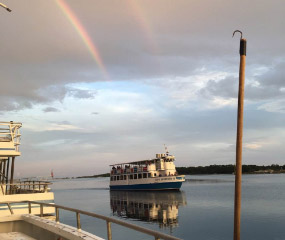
[{"xmin": 52, "ymin": 174, "xmax": 285, "ymax": 240}]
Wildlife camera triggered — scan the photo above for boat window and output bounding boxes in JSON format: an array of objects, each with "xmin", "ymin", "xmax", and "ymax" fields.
[
  {"xmin": 130, "ymin": 174, "xmax": 133, "ymax": 179},
  {"xmin": 124, "ymin": 175, "xmax": 127, "ymax": 180},
  {"xmin": 138, "ymin": 173, "xmax": 142, "ymax": 179},
  {"xmin": 117, "ymin": 176, "xmax": 119, "ymax": 181},
  {"xmin": 143, "ymin": 173, "xmax": 147, "ymax": 178},
  {"xmin": 154, "ymin": 173, "xmax": 157, "ymax": 177},
  {"xmin": 120, "ymin": 175, "xmax": 123, "ymax": 180},
  {"xmin": 134, "ymin": 174, "xmax": 137, "ymax": 179},
  {"xmin": 148, "ymin": 173, "xmax": 151, "ymax": 178}
]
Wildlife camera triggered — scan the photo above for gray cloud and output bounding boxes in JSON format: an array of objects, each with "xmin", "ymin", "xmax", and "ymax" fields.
[
  {"xmin": 0, "ymin": 83, "xmax": 97, "ymax": 112},
  {"xmin": 68, "ymin": 89, "xmax": 97, "ymax": 99},
  {"xmin": 45, "ymin": 121, "xmax": 73, "ymax": 126},
  {"xmin": 200, "ymin": 61, "xmax": 285, "ymax": 101},
  {"xmin": 43, "ymin": 107, "xmax": 60, "ymax": 113}
]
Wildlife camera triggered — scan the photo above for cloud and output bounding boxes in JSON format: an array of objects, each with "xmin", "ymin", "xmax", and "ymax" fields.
[
  {"xmin": 198, "ymin": 61, "xmax": 285, "ymax": 107},
  {"xmin": 0, "ymin": 84, "xmax": 68, "ymax": 112},
  {"xmin": 68, "ymin": 88, "xmax": 97, "ymax": 99},
  {"xmin": 43, "ymin": 107, "xmax": 60, "ymax": 113},
  {"xmin": 258, "ymin": 100, "xmax": 285, "ymax": 113},
  {"xmin": 245, "ymin": 143, "xmax": 262, "ymax": 150}
]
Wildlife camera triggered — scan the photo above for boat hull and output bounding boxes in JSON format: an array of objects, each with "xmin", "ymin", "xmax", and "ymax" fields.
[{"xmin": 110, "ymin": 181, "xmax": 182, "ymax": 191}]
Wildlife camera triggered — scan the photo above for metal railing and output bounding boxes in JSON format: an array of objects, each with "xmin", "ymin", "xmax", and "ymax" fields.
[
  {"xmin": 0, "ymin": 200, "xmax": 181, "ymax": 240},
  {"xmin": 0, "ymin": 121, "xmax": 22, "ymax": 151},
  {"xmin": 2, "ymin": 181, "xmax": 52, "ymax": 195}
]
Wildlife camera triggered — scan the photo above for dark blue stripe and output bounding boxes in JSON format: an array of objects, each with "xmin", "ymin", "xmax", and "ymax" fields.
[{"xmin": 110, "ymin": 182, "xmax": 182, "ymax": 191}]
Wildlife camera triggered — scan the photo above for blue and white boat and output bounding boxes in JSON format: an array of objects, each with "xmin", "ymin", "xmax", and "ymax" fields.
[{"xmin": 109, "ymin": 152, "xmax": 185, "ymax": 190}]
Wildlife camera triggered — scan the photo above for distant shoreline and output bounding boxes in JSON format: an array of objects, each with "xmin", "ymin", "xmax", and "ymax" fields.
[{"xmin": 73, "ymin": 164, "xmax": 285, "ymax": 179}]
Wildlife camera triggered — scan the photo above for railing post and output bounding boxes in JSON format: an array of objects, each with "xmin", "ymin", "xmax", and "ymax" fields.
[
  {"xmin": 40, "ymin": 204, "xmax": 43, "ymax": 217},
  {"xmin": 76, "ymin": 212, "xmax": 81, "ymax": 230},
  {"xmin": 56, "ymin": 207, "xmax": 59, "ymax": 223},
  {"xmin": 28, "ymin": 202, "xmax": 31, "ymax": 214},
  {"xmin": 7, "ymin": 203, "xmax": 14, "ymax": 215},
  {"xmin": 107, "ymin": 221, "xmax": 112, "ymax": 240}
]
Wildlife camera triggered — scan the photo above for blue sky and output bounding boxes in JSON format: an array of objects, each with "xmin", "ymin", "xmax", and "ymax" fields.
[{"xmin": 0, "ymin": 0, "xmax": 284, "ymax": 177}]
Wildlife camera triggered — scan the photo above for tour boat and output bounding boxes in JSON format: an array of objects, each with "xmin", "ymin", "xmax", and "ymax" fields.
[{"xmin": 109, "ymin": 152, "xmax": 185, "ymax": 190}]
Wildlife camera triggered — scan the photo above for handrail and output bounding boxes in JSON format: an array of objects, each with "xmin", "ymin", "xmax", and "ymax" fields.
[
  {"xmin": 0, "ymin": 200, "xmax": 181, "ymax": 240},
  {"xmin": 4, "ymin": 181, "xmax": 52, "ymax": 187},
  {"xmin": 0, "ymin": 122, "xmax": 22, "ymax": 125},
  {"xmin": 2, "ymin": 181, "xmax": 52, "ymax": 195}
]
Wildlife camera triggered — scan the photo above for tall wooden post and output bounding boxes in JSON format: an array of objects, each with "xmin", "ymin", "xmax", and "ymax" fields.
[{"xmin": 233, "ymin": 30, "xmax": 247, "ymax": 240}]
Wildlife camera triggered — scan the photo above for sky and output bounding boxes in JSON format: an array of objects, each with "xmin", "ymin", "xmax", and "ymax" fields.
[{"xmin": 0, "ymin": 0, "xmax": 284, "ymax": 178}]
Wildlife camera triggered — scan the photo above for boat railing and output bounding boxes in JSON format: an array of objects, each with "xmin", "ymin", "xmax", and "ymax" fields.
[
  {"xmin": 1, "ymin": 181, "xmax": 52, "ymax": 195},
  {"xmin": 0, "ymin": 200, "xmax": 181, "ymax": 240},
  {"xmin": 0, "ymin": 121, "xmax": 22, "ymax": 151}
]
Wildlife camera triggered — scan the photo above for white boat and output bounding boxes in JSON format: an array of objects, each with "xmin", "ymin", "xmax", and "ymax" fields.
[
  {"xmin": 109, "ymin": 152, "xmax": 185, "ymax": 190},
  {"xmin": 0, "ymin": 121, "xmax": 181, "ymax": 240}
]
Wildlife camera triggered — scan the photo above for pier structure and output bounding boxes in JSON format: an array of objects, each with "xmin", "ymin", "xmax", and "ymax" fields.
[
  {"xmin": 0, "ymin": 121, "xmax": 54, "ymax": 216},
  {"xmin": 0, "ymin": 121, "xmax": 22, "ymax": 189}
]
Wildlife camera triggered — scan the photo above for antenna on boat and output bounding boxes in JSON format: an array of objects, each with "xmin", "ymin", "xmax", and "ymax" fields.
[{"xmin": 164, "ymin": 144, "xmax": 169, "ymax": 156}]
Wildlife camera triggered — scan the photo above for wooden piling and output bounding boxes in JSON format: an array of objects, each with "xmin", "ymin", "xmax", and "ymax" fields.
[{"xmin": 233, "ymin": 32, "xmax": 247, "ymax": 240}]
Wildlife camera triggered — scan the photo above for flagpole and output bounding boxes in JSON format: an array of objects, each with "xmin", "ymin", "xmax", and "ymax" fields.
[{"xmin": 233, "ymin": 30, "xmax": 247, "ymax": 240}]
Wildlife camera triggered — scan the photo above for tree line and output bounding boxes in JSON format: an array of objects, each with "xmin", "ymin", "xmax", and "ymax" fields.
[{"xmin": 176, "ymin": 164, "xmax": 285, "ymax": 175}]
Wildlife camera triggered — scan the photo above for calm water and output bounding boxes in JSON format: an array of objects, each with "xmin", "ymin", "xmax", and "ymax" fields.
[{"xmin": 51, "ymin": 174, "xmax": 285, "ymax": 240}]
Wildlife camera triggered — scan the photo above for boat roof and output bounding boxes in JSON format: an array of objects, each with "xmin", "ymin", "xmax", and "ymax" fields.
[{"xmin": 109, "ymin": 155, "xmax": 175, "ymax": 166}]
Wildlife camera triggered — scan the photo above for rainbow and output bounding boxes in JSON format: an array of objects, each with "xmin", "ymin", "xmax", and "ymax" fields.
[
  {"xmin": 126, "ymin": 0, "xmax": 159, "ymax": 54},
  {"xmin": 55, "ymin": 0, "xmax": 108, "ymax": 79}
]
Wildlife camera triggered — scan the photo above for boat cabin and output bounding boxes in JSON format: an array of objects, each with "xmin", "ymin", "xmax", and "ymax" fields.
[{"xmin": 110, "ymin": 153, "xmax": 178, "ymax": 181}]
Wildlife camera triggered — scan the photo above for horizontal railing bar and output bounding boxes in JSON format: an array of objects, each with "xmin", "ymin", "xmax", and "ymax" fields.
[
  {"xmin": 5, "ymin": 182, "xmax": 52, "ymax": 186},
  {"xmin": 0, "ymin": 200, "xmax": 181, "ymax": 240}
]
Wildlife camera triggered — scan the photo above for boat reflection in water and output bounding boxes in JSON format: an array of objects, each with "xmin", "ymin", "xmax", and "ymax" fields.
[{"xmin": 110, "ymin": 191, "xmax": 187, "ymax": 228}]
